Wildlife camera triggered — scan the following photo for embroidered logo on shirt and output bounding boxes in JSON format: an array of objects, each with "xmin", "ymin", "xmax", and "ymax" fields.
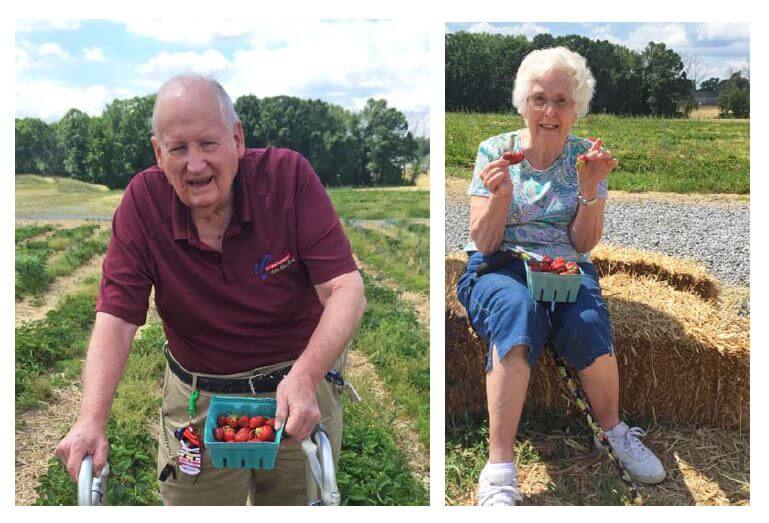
[{"xmin": 255, "ymin": 253, "xmax": 296, "ymax": 280}]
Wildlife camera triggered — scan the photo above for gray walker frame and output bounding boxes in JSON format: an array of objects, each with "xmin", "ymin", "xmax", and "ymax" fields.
[{"xmin": 78, "ymin": 424, "xmax": 340, "ymax": 506}]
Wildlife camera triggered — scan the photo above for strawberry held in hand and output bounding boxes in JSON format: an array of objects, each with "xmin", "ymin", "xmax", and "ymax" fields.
[{"xmin": 502, "ymin": 150, "xmax": 525, "ymax": 165}]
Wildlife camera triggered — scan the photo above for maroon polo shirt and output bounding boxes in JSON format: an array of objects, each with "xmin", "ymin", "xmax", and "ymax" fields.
[{"xmin": 95, "ymin": 147, "xmax": 357, "ymax": 374}]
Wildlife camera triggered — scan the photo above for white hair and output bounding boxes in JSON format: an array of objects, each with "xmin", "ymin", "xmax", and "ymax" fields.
[
  {"xmin": 512, "ymin": 47, "xmax": 596, "ymax": 124},
  {"xmin": 151, "ymin": 73, "xmax": 240, "ymax": 136}
]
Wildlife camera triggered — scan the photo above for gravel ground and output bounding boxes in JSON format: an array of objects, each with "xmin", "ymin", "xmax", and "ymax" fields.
[{"xmin": 445, "ymin": 197, "xmax": 749, "ymax": 286}]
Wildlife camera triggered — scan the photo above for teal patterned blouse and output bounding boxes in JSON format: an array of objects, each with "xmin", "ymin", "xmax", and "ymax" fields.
[{"xmin": 465, "ymin": 130, "xmax": 608, "ymax": 262}]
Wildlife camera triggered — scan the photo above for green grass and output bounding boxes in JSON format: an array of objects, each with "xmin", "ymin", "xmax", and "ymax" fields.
[
  {"xmin": 446, "ymin": 112, "xmax": 750, "ymax": 194},
  {"xmin": 329, "ymin": 188, "xmax": 429, "ymax": 219},
  {"xmin": 16, "ymin": 224, "xmax": 55, "ymax": 244},
  {"xmin": 15, "ymin": 224, "xmax": 105, "ymax": 299},
  {"xmin": 446, "ymin": 410, "xmax": 646, "ymax": 506},
  {"xmin": 34, "ymin": 324, "xmax": 167, "ymax": 506},
  {"xmin": 338, "ymin": 395, "xmax": 429, "ymax": 505},
  {"xmin": 351, "ymin": 273, "xmax": 429, "ymax": 448},
  {"xmin": 344, "ymin": 222, "xmax": 429, "ymax": 295},
  {"xmin": 15, "ymin": 284, "xmax": 98, "ymax": 413},
  {"xmin": 16, "ymin": 175, "xmax": 124, "ymax": 218}
]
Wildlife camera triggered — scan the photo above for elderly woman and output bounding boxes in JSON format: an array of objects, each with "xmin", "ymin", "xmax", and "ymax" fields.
[{"xmin": 456, "ymin": 47, "xmax": 665, "ymax": 506}]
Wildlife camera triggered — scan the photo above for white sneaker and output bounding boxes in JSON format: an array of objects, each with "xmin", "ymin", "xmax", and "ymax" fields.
[
  {"xmin": 477, "ymin": 466, "xmax": 523, "ymax": 506},
  {"xmin": 594, "ymin": 421, "xmax": 666, "ymax": 484}
]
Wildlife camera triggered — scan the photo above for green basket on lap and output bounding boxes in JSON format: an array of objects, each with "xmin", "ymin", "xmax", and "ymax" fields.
[
  {"xmin": 203, "ymin": 396, "xmax": 284, "ymax": 469},
  {"xmin": 525, "ymin": 263, "xmax": 584, "ymax": 303}
]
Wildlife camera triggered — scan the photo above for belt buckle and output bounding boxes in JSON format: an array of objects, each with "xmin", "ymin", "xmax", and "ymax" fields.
[{"xmin": 247, "ymin": 371, "xmax": 270, "ymax": 395}]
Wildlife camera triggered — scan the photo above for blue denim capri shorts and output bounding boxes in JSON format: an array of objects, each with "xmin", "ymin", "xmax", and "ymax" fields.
[{"xmin": 456, "ymin": 251, "xmax": 613, "ymax": 372}]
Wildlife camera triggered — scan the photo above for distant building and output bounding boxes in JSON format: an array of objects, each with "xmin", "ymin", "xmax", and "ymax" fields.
[{"xmin": 695, "ymin": 89, "xmax": 718, "ymax": 106}]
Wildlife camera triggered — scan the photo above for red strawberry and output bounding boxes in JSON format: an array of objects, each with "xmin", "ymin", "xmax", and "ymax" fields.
[
  {"xmin": 235, "ymin": 427, "xmax": 251, "ymax": 442},
  {"xmin": 258, "ymin": 424, "xmax": 276, "ymax": 442},
  {"xmin": 550, "ymin": 258, "xmax": 566, "ymax": 273},
  {"xmin": 226, "ymin": 414, "xmax": 239, "ymax": 429},
  {"xmin": 217, "ymin": 415, "xmax": 227, "ymax": 427},
  {"xmin": 588, "ymin": 136, "xmax": 597, "ymax": 142},
  {"xmin": 223, "ymin": 426, "xmax": 236, "ymax": 442},
  {"xmin": 265, "ymin": 418, "xmax": 276, "ymax": 429},
  {"xmin": 237, "ymin": 415, "xmax": 250, "ymax": 428},
  {"xmin": 249, "ymin": 416, "xmax": 267, "ymax": 429},
  {"xmin": 542, "ymin": 256, "xmax": 553, "ymax": 265},
  {"xmin": 502, "ymin": 151, "xmax": 525, "ymax": 164},
  {"xmin": 214, "ymin": 427, "xmax": 225, "ymax": 441}
]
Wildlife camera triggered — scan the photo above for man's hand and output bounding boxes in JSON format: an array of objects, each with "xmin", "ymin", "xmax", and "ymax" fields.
[
  {"xmin": 274, "ymin": 371, "xmax": 321, "ymax": 442},
  {"xmin": 55, "ymin": 421, "xmax": 109, "ymax": 482}
]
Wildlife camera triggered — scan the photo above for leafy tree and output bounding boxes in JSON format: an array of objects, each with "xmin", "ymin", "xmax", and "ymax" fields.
[
  {"xmin": 234, "ymin": 94, "xmax": 263, "ymax": 147},
  {"xmin": 640, "ymin": 42, "xmax": 693, "ymax": 116},
  {"xmin": 358, "ymin": 99, "xmax": 418, "ymax": 185},
  {"xmin": 101, "ymin": 95, "xmax": 156, "ymax": 188},
  {"xmin": 700, "ymin": 77, "xmax": 721, "ymax": 92},
  {"xmin": 56, "ymin": 109, "xmax": 91, "ymax": 179},
  {"xmin": 717, "ymin": 71, "xmax": 750, "ymax": 118},
  {"xmin": 15, "ymin": 118, "xmax": 61, "ymax": 175}
]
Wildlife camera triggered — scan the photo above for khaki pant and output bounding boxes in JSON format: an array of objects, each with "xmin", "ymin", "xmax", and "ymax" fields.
[{"xmin": 157, "ymin": 351, "xmax": 345, "ymax": 506}]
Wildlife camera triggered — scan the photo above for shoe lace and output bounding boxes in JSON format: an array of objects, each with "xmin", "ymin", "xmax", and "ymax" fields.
[
  {"xmin": 620, "ymin": 426, "xmax": 650, "ymax": 460},
  {"xmin": 479, "ymin": 484, "xmax": 523, "ymax": 506}
]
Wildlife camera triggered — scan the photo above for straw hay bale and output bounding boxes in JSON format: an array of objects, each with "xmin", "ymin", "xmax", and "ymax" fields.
[
  {"xmin": 591, "ymin": 244, "xmax": 720, "ymax": 301},
  {"xmin": 445, "ymin": 251, "xmax": 749, "ymax": 429}
]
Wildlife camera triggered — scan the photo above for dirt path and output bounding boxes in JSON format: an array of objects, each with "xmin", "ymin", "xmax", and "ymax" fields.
[
  {"xmin": 345, "ymin": 349, "xmax": 430, "ymax": 490},
  {"xmin": 16, "ymin": 254, "xmax": 106, "ymax": 327},
  {"xmin": 353, "ymin": 254, "xmax": 429, "ymax": 329}
]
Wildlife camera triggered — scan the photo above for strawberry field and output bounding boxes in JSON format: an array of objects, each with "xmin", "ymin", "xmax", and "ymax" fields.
[{"xmin": 15, "ymin": 174, "xmax": 430, "ymax": 506}]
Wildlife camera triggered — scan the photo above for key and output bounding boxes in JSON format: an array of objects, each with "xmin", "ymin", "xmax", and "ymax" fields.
[
  {"xmin": 159, "ymin": 462, "xmax": 177, "ymax": 482},
  {"xmin": 344, "ymin": 382, "xmax": 362, "ymax": 403}
]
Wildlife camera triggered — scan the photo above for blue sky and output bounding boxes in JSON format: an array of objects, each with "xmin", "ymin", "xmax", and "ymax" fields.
[
  {"xmin": 15, "ymin": 19, "xmax": 431, "ymax": 135},
  {"xmin": 446, "ymin": 22, "xmax": 750, "ymax": 86}
]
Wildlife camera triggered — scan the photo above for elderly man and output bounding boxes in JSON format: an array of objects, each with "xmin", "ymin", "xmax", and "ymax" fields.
[{"xmin": 55, "ymin": 74, "xmax": 366, "ymax": 505}]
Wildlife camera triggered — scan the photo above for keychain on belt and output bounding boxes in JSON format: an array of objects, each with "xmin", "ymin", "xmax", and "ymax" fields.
[{"xmin": 159, "ymin": 389, "xmax": 202, "ymax": 482}]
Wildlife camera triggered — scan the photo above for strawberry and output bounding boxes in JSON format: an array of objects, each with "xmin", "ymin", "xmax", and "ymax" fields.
[
  {"xmin": 235, "ymin": 427, "xmax": 251, "ymax": 442},
  {"xmin": 258, "ymin": 424, "xmax": 276, "ymax": 442},
  {"xmin": 223, "ymin": 426, "xmax": 236, "ymax": 442},
  {"xmin": 226, "ymin": 414, "xmax": 239, "ymax": 429},
  {"xmin": 217, "ymin": 415, "xmax": 227, "ymax": 427},
  {"xmin": 550, "ymin": 257, "xmax": 566, "ymax": 274},
  {"xmin": 237, "ymin": 415, "xmax": 250, "ymax": 428},
  {"xmin": 588, "ymin": 136, "xmax": 597, "ymax": 142},
  {"xmin": 249, "ymin": 416, "xmax": 267, "ymax": 429},
  {"xmin": 214, "ymin": 427, "xmax": 225, "ymax": 441},
  {"xmin": 265, "ymin": 418, "xmax": 276, "ymax": 429},
  {"xmin": 502, "ymin": 151, "xmax": 525, "ymax": 165},
  {"xmin": 542, "ymin": 256, "xmax": 553, "ymax": 265}
]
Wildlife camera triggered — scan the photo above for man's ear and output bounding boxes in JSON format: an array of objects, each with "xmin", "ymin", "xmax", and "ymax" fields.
[
  {"xmin": 233, "ymin": 122, "xmax": 246, "ymax": 158},
  {"xmin": 151, "ymin": 136, "xmax": 164, "ymax": 170}
]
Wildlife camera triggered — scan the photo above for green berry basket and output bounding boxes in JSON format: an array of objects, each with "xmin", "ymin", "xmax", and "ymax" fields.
[
  {"xmin": 525, "ymin": 263, "xmax": 584, "ymax": 303},
  {"xmin": 203, "ymin": 395, "xmax": 284, "ymax": 470}
]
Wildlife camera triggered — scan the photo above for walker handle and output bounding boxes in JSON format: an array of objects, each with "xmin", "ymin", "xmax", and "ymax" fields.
[{"xmin": 77, "ymin": 455, "xmax": 109, "ymax": 506}]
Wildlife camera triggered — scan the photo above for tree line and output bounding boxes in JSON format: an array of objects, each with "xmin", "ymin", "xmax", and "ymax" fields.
[
  {"xmin": 15, "ymin": 95, "xmax": 423, "ymax": 189},
  {"xmin": 446, "ymin": 32, "xmax": 749, "ymax": 118}
]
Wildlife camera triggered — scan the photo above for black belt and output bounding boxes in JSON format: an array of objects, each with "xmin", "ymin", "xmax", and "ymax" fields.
[{"xmin": 166, "ymin": 350, "xmax": 291, "ymax": 394}]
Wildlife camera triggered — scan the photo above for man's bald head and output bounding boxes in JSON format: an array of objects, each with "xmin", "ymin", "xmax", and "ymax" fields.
[{"xmin": 151, "ymin": 74, "xmax": 240, "ymax": 138}]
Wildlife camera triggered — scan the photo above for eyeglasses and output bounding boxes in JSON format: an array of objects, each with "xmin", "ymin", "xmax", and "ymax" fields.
[{"xmin": 528, "ymin": 94, "xmax": 574, "ymax": 111}]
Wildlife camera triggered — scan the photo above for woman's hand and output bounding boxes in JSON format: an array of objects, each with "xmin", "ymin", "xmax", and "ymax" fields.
[
  {"xmin": 577, "ymin": 139, "xmax": 618, "ymax": 198},
  {"xmin": 479, "ymin": 157, "xmax": 514, "ymax": 198}
]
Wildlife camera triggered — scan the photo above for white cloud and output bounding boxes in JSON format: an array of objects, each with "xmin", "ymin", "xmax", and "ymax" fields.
[
  {"xmin": 38, "ymin": 42, "xmax": 70, "ymax": 61},
  {"xmin": 466, "ymin": 22, "xmax": 550, "ymax": 40},
  {"xmin": 83, "ymin": 46, "xmax": 106, "ymax": 62},
  {"xmin": 16, "ymin": 19, "xmax": 81, "ymax": 32},
  {"xmin": 120, "ymin": 19, "xmax": 254, "ymax": 46},
  {"xmin": 589, "ymin": 24, "xmax": 624, "ymax": 46},
  {"xmin": 226, "ymin": 21, "xmax": 430, "ymax": 113},
  {"xmin": 697, "ymin": 23, "xmax": 750, "ymax": 43},
  {"xmin": 135, "ymin": 50, "xmax": 232, "ymax": 80},
  {"xmin": 15, "ymin": 79, "xmax": 112, "ymax": 122},
  {"xmin": 626, "ymin": 23, "xmax": 690, "ymax": 50}
]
